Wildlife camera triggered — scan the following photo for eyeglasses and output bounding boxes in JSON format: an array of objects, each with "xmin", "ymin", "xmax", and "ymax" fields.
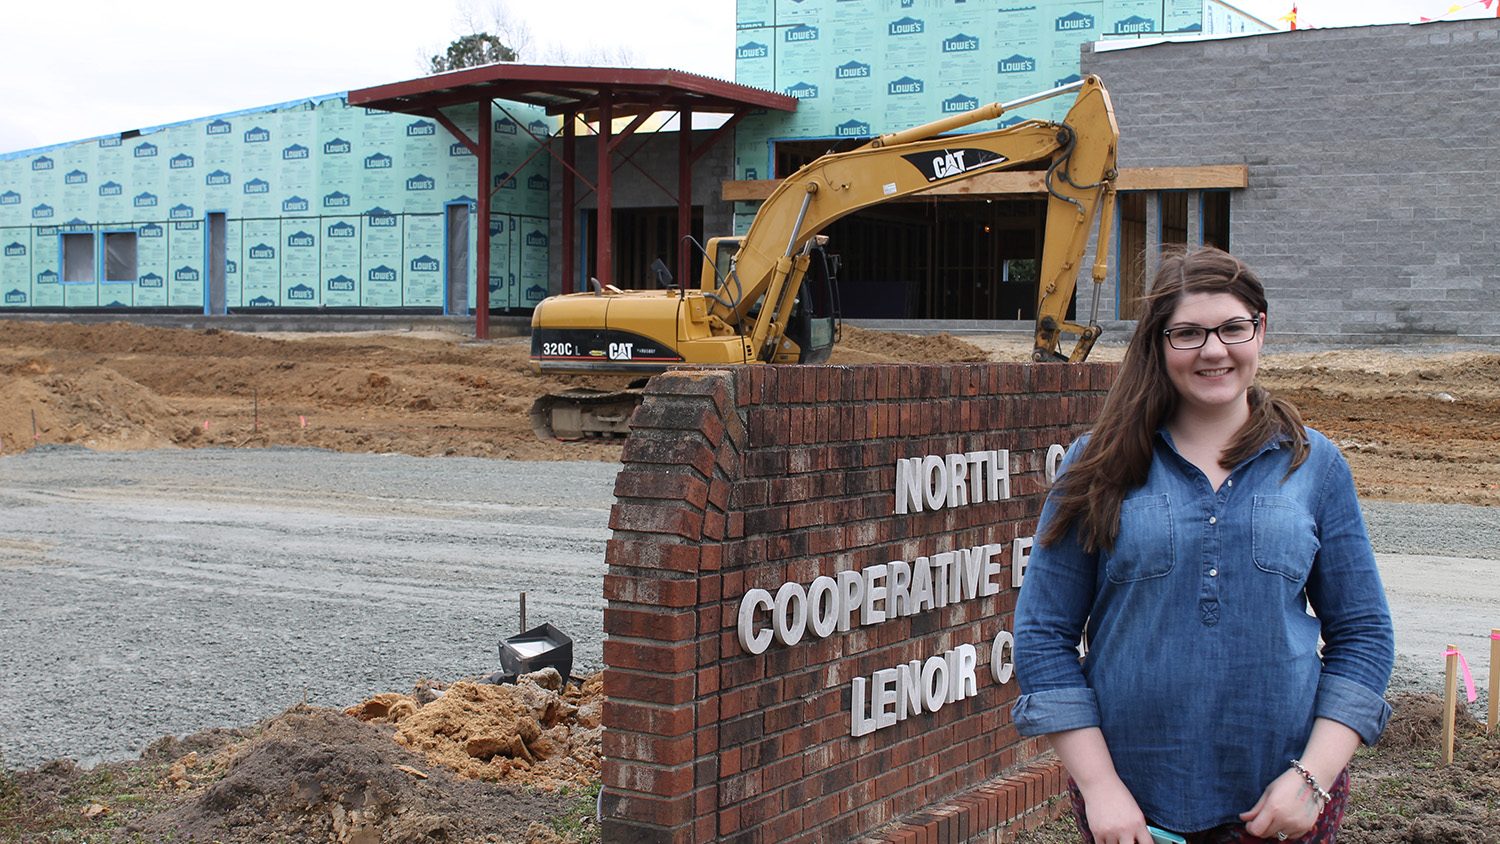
[{"xmin": 1162, "ymin": 317, "xmax": 1261, "ymax": 350}]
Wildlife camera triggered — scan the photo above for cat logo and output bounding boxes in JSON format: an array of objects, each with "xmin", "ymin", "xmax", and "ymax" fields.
[
  {"xmin": 608, "ymin": 342, "xmax": 634, "ymax": 361},
  {"xmin": 902, "ymin": 148, "xmax": 1006, "ymax": 183}
]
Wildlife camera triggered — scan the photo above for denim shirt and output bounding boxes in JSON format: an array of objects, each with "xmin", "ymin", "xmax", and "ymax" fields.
[{"xmin": 1011, "ymin": 427, "xmax": 1394, "ymax": 833}]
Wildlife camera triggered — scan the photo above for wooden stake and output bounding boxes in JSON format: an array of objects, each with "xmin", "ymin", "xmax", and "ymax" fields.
[
  {"xmin": 1490, "ymin": 629, "xmax": 1499, "ymax": 734},
  {"xmin": 31, "ymin": 408, "xmax": 38, "ymax": 443},
  {"xmin": 520, "ymin": 591, "xmax": 527, "ymax": 633},
  {"xmin": 253, "ymin": 388, "xmax": 259, "ymax": 433},
  {"xmin": 1442, "ymin": 643, "xmax": 1458, "ymax": 765}
]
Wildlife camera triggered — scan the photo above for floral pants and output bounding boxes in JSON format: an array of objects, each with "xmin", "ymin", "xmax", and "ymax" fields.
[{"xmin": 1067, "ymin": 770, "xmax": 1350, "ymax": 843}]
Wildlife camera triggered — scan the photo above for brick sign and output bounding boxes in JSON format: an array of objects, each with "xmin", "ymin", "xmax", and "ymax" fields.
[{"xmin": 601, "ymin": 361, "xmax": 1114, "ymax": 843}]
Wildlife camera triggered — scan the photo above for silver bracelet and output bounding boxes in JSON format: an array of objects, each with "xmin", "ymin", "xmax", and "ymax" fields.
[{"xmin": 1289, "ymin": 758, "xmax": 1332, "ymax": 805}]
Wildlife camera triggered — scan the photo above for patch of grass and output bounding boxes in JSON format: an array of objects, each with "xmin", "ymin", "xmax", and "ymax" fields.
[{"xmin": 549, "ymin": 781, "xmax": 602, "ymax": 843}]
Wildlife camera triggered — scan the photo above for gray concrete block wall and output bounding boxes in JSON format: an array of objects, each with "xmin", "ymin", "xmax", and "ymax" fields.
[{"xmin": 1082, "ymin": 19, "xmax": 1500, "ymax": 341}]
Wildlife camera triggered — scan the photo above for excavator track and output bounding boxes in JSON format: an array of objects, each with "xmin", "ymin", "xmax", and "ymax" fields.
[{"xmin": 530, "ymin": 387, "xmax": 645, "ymax": 441}]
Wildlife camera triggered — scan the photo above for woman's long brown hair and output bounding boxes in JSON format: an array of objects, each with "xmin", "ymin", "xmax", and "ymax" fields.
[{"xmin": 1040, "ymin": 246, "xmax": 1308, "ymax": 552}]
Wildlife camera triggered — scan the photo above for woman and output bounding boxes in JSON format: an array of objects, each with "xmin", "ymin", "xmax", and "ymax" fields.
[{"xmin": 1012, "ymin": 247, "xmax": 1394, "ymax": 844}]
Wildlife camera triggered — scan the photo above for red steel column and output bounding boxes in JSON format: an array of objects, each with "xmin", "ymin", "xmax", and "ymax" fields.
[
  {"xmin": 678, "ymin": 108, "xmax": 692, "ymax": 288},
  {"xmin": 562, "ymin": 112, "xmax": 576, "ymax": 294},
  {"xmin": 596, "ymin": 91, "xmax": 613, "ymax": 285},
  {"xmin": 475, "ymin": 99, "xmax": 492, "ymax": 340}
]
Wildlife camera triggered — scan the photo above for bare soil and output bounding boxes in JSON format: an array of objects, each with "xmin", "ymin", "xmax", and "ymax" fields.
[{"xmin": 1, "ymin": 319, "xmax": 1496, "ymax": 842}]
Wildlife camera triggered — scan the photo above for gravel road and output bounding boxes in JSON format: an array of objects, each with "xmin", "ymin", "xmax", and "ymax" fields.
[{"xmin": 1, "ymin": 448, "xmax": 1496, "ymax": 769}]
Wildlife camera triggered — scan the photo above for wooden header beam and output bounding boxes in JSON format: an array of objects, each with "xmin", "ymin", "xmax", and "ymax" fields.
[{"xmin": 719, "ymin": 164, "xmax": 1249, "ymax": 202}]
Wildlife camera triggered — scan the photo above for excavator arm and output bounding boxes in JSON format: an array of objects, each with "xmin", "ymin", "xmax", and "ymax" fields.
[{"xmin": 713, "ymin": 75, "xmax": 1119, "ymax": 363}]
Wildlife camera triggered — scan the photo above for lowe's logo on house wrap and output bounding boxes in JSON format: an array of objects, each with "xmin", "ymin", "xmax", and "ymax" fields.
[
  {"xmin": 287, "ymin": 283, "xmax": 315, "ymax": 300},
  {"xmin": 99, "ymin": 181, "xmax": 123, "ymax": 196},
  {"xmin": 324, "ymin": 191, "xmax": 350, "ymax": 208},
  {"xmin": 835, "ymin": 119, "xmax": 871, "ymax": 138},
  {"xmin": 527, "ymin": 120, "xmax": 548, "ymax": 135},
  {"xmin": 134, "ymin": 192, "xmax": 158, "ymax": 208},
  {"xmin": 248, "ymin": 295, "xmax": 275, "ymax": 307},
  {"xmin": 287, "ymin": 231, "xmax": 315, "ymax": 248},
  {"xmin": 37, "ymin": 270, "xmax": 59, "ymax": 284},
  {"xmin": 525, "ymin": 230, "xmax": 548, "ymax": 247},
  {"xmin": 943, "ymin": 94, "xmax": 980, "ymax": 113},
  {"xmin": 785, "ymin": 24, "xmax": 818, "ymax": 42},
  {"xmin": 138, "ymin": 273, "xmax": 163, "ymax": 288},
  {"xmin": 494, "ymin": 118, "xmax": 517, "ymax": 135},
  {"xmin": 1114, "ymin": 15, "xmax": 1156, "ymax": 34},
  {"xmin": 528, "ymin": 174, "xmax": 548, "ymax": 191},
  {"xmin": 526, "ymin": 283, "xmax": 546, "ymax": 303},
  {"xmin": 327, "ymin": 275, "xmax": 355, "ymax": 291},
  {"xmin": 0, "ymin": 191, "xmax": 20, "ymax": 205},
  {"xmin": 134, "ymin": 142, "xmax": 157, "ymax": 158},
  {"xmin": 406, "ymin": 174, "xmax": 435, "ymax": 191},
  {"xmin": 406, "ymin": 120, "xmax": 436, "ymax": 137},
  {"xmin": 737, "ymin": 41, "xmax": 768, "ymax": 59},
  {"xmin": 4, "ymin": 243, "xmax": 25, "ymax": 257},
  {"xmin": 410, "ymin": 255, "xmax": 440, "ymax": 273},
  {"xmin": 170, "ymin": 154, "xmax": 194, "ymax": 169},
  {"xmin": 283, "ymin": 196, "xmax": 309, "ymax": 213},
  {"xmin": 998, "ymin": 116, "xmax": 1025, "ymax": 129},
  {"xmin": 249, "ymin": 244, "xmax": 276, "ymax": 259},
  {"xmin": 889, "ymin": 76, "xmax": 924, "ymax": 96},
  {"xmin": 786, "ymin": 81, "xmax": 819, "ymax": 99},
  {"xmin": 837, "ymin": 61, "xmax": 871, "ymax": 79},
  {"xmin": 366, "ymin": 208, "xmax": 397, "ymax": 227},
  {"xmin": 206, "ymin": 119, "xmax": 231, "ymax": 135},
  {"xmin": 888, "ymin": 16, "xmax": 923, "ymax": 35},
  {"xmin": 174, "ymin": 221, "xmax": 199, "ymax": 231},
  {"xmin": 1056, "ymin": 73, "xmax": 1083, "ymax": 87},
  {"xmin": 244, "ymin": 178, "xmax": 269, "ymax": 194},
  {"xmin": 99, "ymin": 137, "xmax": 122, "ymax": 148},
  {"xmin": 65, "ymin": 169, "xmax": 88, "ymax": 185},
  {"xmin": 226, "ymin": 260, "xmax": 236, "ymax": 273},
  {"xmin": 1056, "ymin": 11, "xmax": 1094, "ymax": 31},
  {"xmin": 283, "ymin": 144, "xmax": 310, "ymax": 160},
  {"xmin": 4, "ymin": 289, "xmax": 25, "ymax": 304},
  {"xmin": 175, "ymin": 266, "xmax": 200, "ymax": 282},
  {"xmin": 368, "ymin": 265, "xmax": 397, "ymax": 282},
  {"xmin": 495, "ymin": 172, "xmax": 517, "ymax": 190},
  {"xmin": 32, "ymin": 204, "xmax": 54, "ymax": 219},
  {"xmin": 206, "ymin": 170, "xmax": 231, "ymax": 186},
  {"xmin": 243, "ymin": 127, "xmax": 270, "ymax": 143},
  {"xmin": 324, "ymin": 137, "xmax": 351, "ymax": 154},
  {"xmin": 139, "ymin": 223, "xmax": 163, "ymax": 238},
  {"xmin": 62, "ymin": 218, "xmax": 90, "ymax": 231},
  {"xmin": 998, "ymin": 54, "xmax": 1036, "ymax": 73},
  {"xmin": 327, "ymin": 221, "xmax": 356, "ymax": 238},
  {"xmin": 449, "ymin": 143, "xmax": 472, "ymax": 157},
  {"xmin": 365, "ymin": 153, "xmax": 392, "ymax": 169},
  {"xmin": 169, "ymin": 203, "xmax": 195, "ymax": 220},
  {"xmin": 943, "ymin": 33, "xmax": 979, "ymax": 52},
  {"xmin": 32, "ymin": 156, "xmax": 53, "ymax": 171}
]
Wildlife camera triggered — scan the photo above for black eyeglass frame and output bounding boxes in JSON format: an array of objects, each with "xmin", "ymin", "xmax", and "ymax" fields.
[{"xmin": 1161, "ymin": 317, "xmax": 1262, "ymax": 351}]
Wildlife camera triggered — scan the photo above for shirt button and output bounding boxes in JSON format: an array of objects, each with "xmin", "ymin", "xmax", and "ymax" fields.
[
  {"xmin": 1209, "ymin": 516, "xmax": 1218, "ymax": 525},
  {"xmin": 1209, "ymin": 568, "xmax": 1218, "ymax": 577},
  {"xmin": 1226, "ymin": 479, "xmax": 1233, "ymax": 487}
]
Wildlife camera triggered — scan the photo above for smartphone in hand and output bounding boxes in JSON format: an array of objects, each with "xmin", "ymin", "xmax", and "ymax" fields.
[{"xmin": 1148, "ymin": 826, "xmax": 1187, "ymax": 844}]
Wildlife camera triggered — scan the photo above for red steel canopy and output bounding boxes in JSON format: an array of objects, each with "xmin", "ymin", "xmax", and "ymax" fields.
[{"xmin": 348, "ymin": 65, "xmax": 796, "ymax": 339}]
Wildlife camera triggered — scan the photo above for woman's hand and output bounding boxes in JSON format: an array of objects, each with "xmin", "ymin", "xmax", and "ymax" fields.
[
  {"xmin": 1079, "ymin": 779, "xmax": 1156, "ymax": 844},
  {"xmin": 1238, "ymin": 768, "xmax": 1322, "ymax": 840}
]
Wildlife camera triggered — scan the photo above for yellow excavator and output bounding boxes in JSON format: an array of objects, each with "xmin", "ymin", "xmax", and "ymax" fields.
[{"xmin": 530, "ymin": 76, "xmax": 1119, "ymax": 439}]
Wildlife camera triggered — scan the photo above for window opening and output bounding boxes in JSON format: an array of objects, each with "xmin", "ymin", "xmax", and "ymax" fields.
[
  {"xmin": 103, "ymin": 232, "xmax": 138, "ymax": 283},
  {"xmin": 62, "ymin": 233, "xmax": 95, "ymax": 283},
  {"xmin": 1202, "ymin": 191, "xmax": 1230, "ymax": 251}
]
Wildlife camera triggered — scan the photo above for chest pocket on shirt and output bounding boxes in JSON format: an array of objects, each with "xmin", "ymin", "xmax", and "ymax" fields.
[
  {"xmin": 1105, "ymin": 494, "xmax": 1175, "ymax": 584},
  {"xmin": 1252, "ymin": 495, "xmax": 1321, "ymax": 582}
]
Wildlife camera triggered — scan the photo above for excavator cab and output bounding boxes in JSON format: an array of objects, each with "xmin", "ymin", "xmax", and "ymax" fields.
[{"xmin": 782, "ymin": 246, "xmax": 841, "ymax": 364}]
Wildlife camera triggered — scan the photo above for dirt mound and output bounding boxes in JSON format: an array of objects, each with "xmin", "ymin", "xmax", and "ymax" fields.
[
  {"xmin": 134, "ymin": 704, "xmax": 579, "ymax": 844},
  {"xmin": 352, "ymin": 672, "xmax": 603, "ymax": 791},
  {"xmin": 831, "ymin": 325, "xmax": 991, "ymax": 364}
]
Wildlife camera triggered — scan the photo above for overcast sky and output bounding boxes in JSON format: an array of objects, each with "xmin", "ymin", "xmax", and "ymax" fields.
[{"xmin": 0, "ymin": 0, "xmax": 1489, "ymax": 154}]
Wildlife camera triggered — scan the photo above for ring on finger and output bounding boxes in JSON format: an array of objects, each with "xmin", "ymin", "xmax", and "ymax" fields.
[{"xmin": 1276, "ymin": 834, "xmax": 1288, "ymax": 841}]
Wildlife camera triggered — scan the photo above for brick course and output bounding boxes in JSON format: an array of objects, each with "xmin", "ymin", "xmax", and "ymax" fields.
[{"xmin": 603, "ymin": 363, "xmax": 1114, "ymax": 842}]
